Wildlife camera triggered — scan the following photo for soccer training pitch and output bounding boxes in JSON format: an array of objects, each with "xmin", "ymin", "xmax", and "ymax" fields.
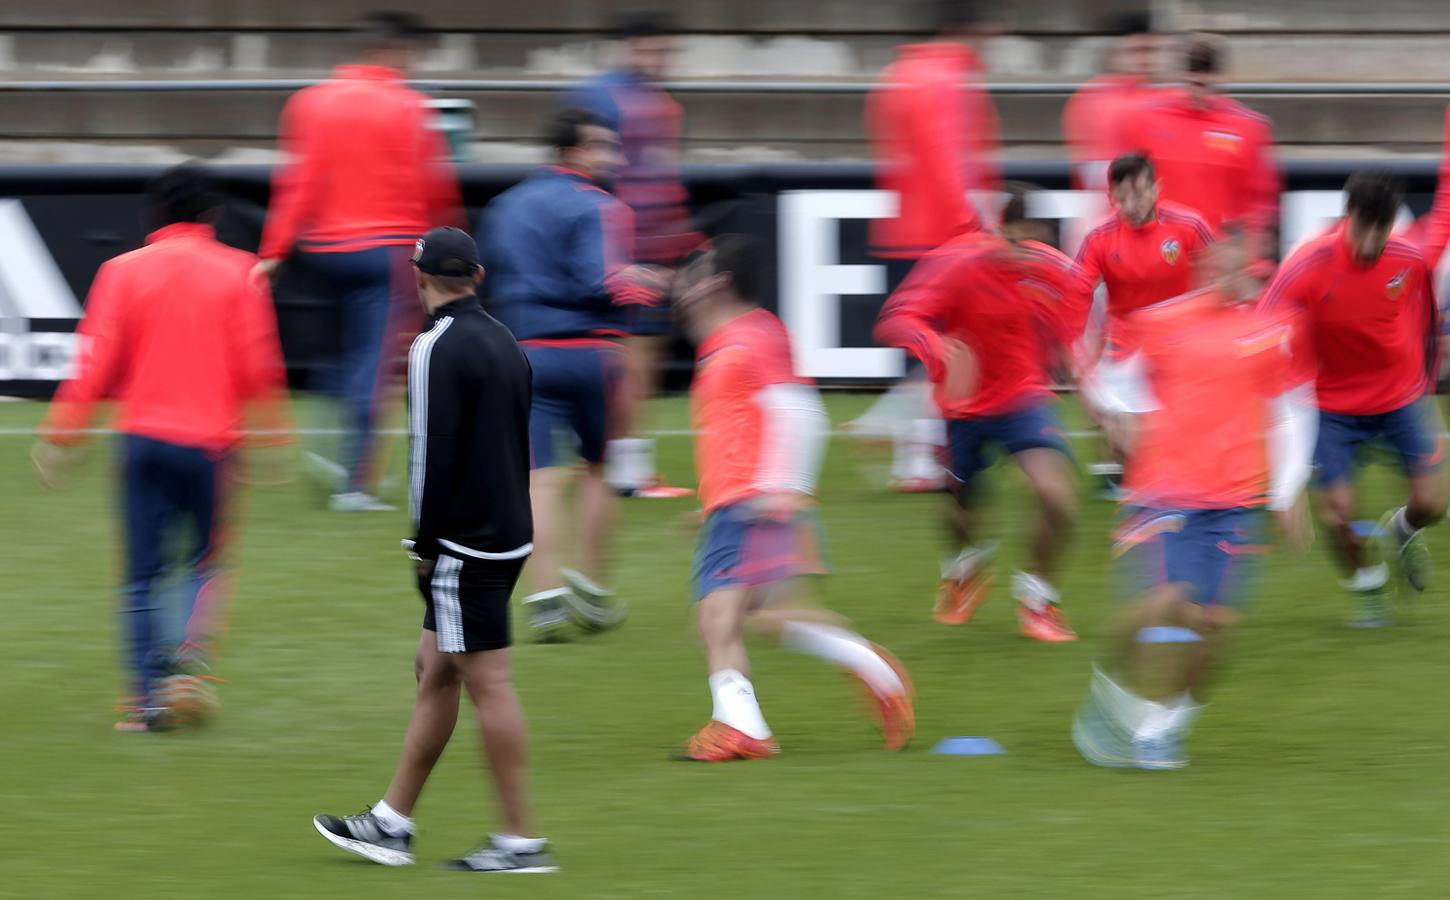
[{"xmin": 2, "ymin": 394, "xmax": 1446, "ymax": 898}]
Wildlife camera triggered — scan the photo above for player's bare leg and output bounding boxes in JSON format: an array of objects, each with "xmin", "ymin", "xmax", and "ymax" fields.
[
  {"xmin": 935, "ymin": 480, "xmax": 996, "ymax": 625},
  {"xmin": 1013, "ymin": 448, "xmax": 1079, "ymax": 641},
  {"xmin": 559, "ymin": 462, "xmax": 628, "ymax": 631},
  {"xmin": 455, "ymin": 646, "xmax": 535, "ymax": 838},
  {"xmin": 521, "ymin": 467, "xmax": 573, "ymax": 641},
  {"xmin": 382, "ymin": 632, "xmax": 462, "ymax": 817},
  {"xmin": 1317, "ymin": 481, "xmax": 1392, "ymax": 625},
  {"xmin": 1384, "ymin": 468, "xmax": 1449, "ymax": 594},
  {"xmin": 746, "ymin": 582, "xmax": 915, "ymax": 750},
  {"xmin": 681, "ymin": 586, "xmax": 778, "ymax": 761}
]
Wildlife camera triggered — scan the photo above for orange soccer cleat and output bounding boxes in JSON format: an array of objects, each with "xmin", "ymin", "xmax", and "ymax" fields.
[
  {"xmin": 850, "ymin": 642, "xmax": 917, "ymax": 751},
  {"xmin": 1018, "ymin": 603, "xmax": 1078, "ymax": 643},
  {"xmin": 678, "ymin": 721, "xmax": 781, "ymax": 762},
  {"xmin": 934, "ymin": 568, "xmax": 994, "ymax": 626}
]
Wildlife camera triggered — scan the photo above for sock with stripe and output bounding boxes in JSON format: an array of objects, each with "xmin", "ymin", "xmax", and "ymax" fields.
[
  {"xmin": 708, "ymin": 669, "xmax": 772, "ymax": 740},
  {"xmin": 779, "ymin": 621, "xmax": 905, "ymax": 696}
]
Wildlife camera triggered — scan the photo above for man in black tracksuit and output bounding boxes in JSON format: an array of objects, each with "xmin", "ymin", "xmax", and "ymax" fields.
[{"xmin": 314, "ymin": 227, "xmax": 556, "ymax": 874}]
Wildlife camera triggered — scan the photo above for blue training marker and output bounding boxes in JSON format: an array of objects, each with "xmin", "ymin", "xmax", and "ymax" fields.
[
  {"xmin": 1136, "ymin": 626, "xmax": 1203, "ymax": 644},
  {"xmin": 931, "ymin": 736, "xmax": 1006, "ymax": 756},
  {"xmin": 1351, "ymin": 520, "xmax": 1386, "ymax": 539}
]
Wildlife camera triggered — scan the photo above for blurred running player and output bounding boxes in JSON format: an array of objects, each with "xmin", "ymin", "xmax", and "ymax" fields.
[
  {"xmin": 1063, "ymin": 12, "xmax": 1164, "ymax": 192},
  {"xmin": 1076, "ymin": 153, "xmax": 1214, "ymax": 464},
  {"xmin": 867, "ymin": 0, "xmax": 1001, "ymax": 279},
  {"xmin": 479, "ymin": 108, "xmax": 667, "ymax": 641},
  {"xmin": 1120, "ymin": 34, "xmax": 1279, "ymax": 268},
  {"xmin": 1073, "ymin": 227, "xmax": 1315, "ymax": 771},
  {"xmin": 35, "ymin": 165, "xmax": 291, "ymax": 731},
  {"xmin": 565, "ymin": 12, "xmax": 704, "ymax": 496},
  {"xmin": 875, "ymin": 187, "xmax": 1091, "ymax": 642},
  {"xmin": 859, "ymin": 1, "xmax": 1003, "ymax": 491},
  {"xmin": 1260, "ymin": 170, "xmax": 1446, "ymax": 626},
  {"xmin": 673, "ymin": 236, "xmax": 915, "ymax": 762},
  {"xmin": 257, "ymin": 12, "xmax": 462, "ymax": 512}
]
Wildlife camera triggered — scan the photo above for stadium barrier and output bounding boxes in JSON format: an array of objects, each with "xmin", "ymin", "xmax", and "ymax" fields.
[{"xmin": 0, "ymin": 160, "xmax": 1441, "ymax": 395}]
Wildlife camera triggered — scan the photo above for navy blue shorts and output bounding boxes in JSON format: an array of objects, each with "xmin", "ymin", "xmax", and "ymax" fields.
[
  {"xmin": 1313, "ymin": 397, "xmax": 1444, "ymax": 488},
  {"xmin": 523, "ymin": 343, "xmax": 626, "ymax": 469},
  {"xmin": 1113, "ymin": 507, "xmax": 1267, "ymax": 608},
  {"xmin": 947, "ymin": 403, "xmax": 1073, "ymax": 488},
  {"xmin": 692, "ymin": 503, "xmax": 825, "ymax": 602}
]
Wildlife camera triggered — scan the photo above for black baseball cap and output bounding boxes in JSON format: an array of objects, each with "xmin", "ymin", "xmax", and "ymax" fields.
[{"xmin": 412, "ymin": 226, "xmax": 480, "ymax": 276}]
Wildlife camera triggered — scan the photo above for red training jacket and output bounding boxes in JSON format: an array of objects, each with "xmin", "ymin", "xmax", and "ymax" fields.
[
  {"xmin": 1120, "ymin": 90, "xmax": 1280, "ymax": 261},
  {"xmin": 42, "ymin": 223, "xmax": 290, "ymax": 452},
  {"xmin": 867, "ymin": 43, "xmax": 1002, "ymax": 259},
  {"xmin": 1062, "ymin": 74, "xmax": 1157, "ymax": 191},
  {"xmin": 875, "ymin": 234, "xmax": 1091, "ymax": 418},
  {"xmin": 260, "ymin": 65, "xmax": 463, "ymax": 259}
]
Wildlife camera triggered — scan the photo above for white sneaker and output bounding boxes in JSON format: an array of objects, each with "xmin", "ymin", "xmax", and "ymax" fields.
[{"xmin": 329, "ymin": 491, "xmax": 397, "ymax": 512}]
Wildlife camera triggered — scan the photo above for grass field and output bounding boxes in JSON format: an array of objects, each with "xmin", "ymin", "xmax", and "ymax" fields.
[{"xmin": 2, "ymin": 393, "xmax": 1448, "ymax": 899}]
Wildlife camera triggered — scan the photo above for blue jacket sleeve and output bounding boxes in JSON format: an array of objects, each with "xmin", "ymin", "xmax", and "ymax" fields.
[{"xmin": 568, "ymin": 194, "xmax": 657, "ymax": 309}]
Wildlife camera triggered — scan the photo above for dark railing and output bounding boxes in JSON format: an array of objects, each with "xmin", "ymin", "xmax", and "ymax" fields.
[{"xmin": 3, "ymin": 79, "xmax": 1450, "ymax": 96}]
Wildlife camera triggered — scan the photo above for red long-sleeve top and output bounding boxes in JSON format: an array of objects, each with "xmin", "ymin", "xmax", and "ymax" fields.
[
  {"xmin": 41, "ymin": 223, "xmax": 290, "ymax": 452},
  {"xmin": 259, "ymin": 65, "xmax": 462, "ymax": 259}
]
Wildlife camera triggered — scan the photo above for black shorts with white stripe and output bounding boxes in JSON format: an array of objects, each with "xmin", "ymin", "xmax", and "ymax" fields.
[{"xmin": 419, "ymin": 552, "xmax": 527, "ymax": 652}]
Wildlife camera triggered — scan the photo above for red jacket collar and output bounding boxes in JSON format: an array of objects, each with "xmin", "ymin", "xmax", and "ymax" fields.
[
  {"xmin": 332, "ymin": 64, "xmax": 404, "ymax": 82},
  {"xmin": 145, "ymin": 222, "xmax": 215, "ymax": 245}
]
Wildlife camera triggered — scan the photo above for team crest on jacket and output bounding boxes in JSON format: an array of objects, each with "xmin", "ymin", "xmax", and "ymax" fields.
[
  {"xmin": 1161, "ymin": 239, "xmax": 1182, "ymax": 266},
  {"xmin": 1386, "ymin": 269, "xmax": 1410, "ymax": 299}
]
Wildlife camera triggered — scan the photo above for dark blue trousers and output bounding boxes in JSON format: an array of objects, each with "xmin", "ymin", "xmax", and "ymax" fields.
[
  {"xmin": 120, "ymin": 435, "xmax": 224, "ymax": 705},
  {"xmin": 299, "ymin": 246, "xmax": 413, "ymax": 492}
]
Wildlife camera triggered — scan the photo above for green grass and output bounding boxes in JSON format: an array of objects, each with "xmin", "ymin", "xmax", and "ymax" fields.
[{"xmin": 1, "ymin": 394, "xmax": 1448, "ymax": 899}]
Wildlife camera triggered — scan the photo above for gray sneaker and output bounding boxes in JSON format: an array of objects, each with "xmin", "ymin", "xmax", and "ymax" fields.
[
  {"xmin": 1072, "ymin": 694, "xmax": 1133, "ymax": 769},
  {"xmin": 1346, "ymin": 588, "xmax": 1394, "ymax": 629},
  {"xmin": 446, "ymin": 837, "xmax": 558, "ymax": 873},
  {"xmin": 526, "ymin": 591, "xmax": 573, "ymax": 644},
  {"xmin": 313, "ymin": 809, "xmax": 414, "ymax": 866},
  {"xmin": 559, "ymin": 569, "xmax": 629, "ymax": 633},
  {"xmin": 329, "ymin": 491, "xmax": 397, "ymax": 513},
  {"xmin": 1132, "ymin": 733, "xmax": 1188, "ymax": 771}
]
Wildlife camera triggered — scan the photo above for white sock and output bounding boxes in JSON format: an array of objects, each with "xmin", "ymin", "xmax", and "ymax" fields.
[
  {"xmin": 1137, "ymin": 693, "xmax": 1204, "ymax": 741},
  {"xmin": 523, "ymin": 588, "xmax": 569, "ymax": 605},
  {"xmin": 494, "ymin": 833, "xmax": 548, "ymax": 854},
  {"xmin": 372, "ymin": 799, "xmax": 415, "ymax": 837},
  {"xmin": 1342, "ymin": 563, "xmax": 1389, "ymax": 592},
  {"xmin": 941, "ymin": 543, "xmax": 995, "ymax": 580},
  {"xmin": 1013, "ymin": 571, "xmax": 1059, "ymax": 612},
  {"xmin": 605, "ymin": 438, "xmax": 655, "ymax": 492},
  {"xmin": 1390, "ymin": 506, "xmax": 1419, "ymax": 547},
  {"xmin": 779, "ymin": 621, "xmax": 905, "ymax": 696},
  {"xmin": 708, "ymin": 669, "xmax": 771, "ymax": 740}
]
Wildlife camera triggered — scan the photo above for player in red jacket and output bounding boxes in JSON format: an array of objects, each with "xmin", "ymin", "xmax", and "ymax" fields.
[
  {"xmin": 867, "ymin": 0, "xmax": 1002, "ymax": 277},
  {"xmin": 875, "ymin": 188, "xmax": 1091, "ymax": 643},
  {"xmin": 1076, "ymin": 153, "xmax": 1215, "ymax": 468},
  {"xmin": 1062, "ymin": 12, "xmax": 1164, "ymax": 192},
  {"xmin": 258, "ymin": 13, "xmax": 462, "ymax": 512},
  {"xmin": 35, "ymin": 165, "xmax": 291, "ymax": 732},
  {"xmin": 1261, "ymin": 171, "xmax": 1447, "ymax": 626},
  {"xmin": 1120, "ymin": 35, "xmax": 1280, "ymax": 268}
]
